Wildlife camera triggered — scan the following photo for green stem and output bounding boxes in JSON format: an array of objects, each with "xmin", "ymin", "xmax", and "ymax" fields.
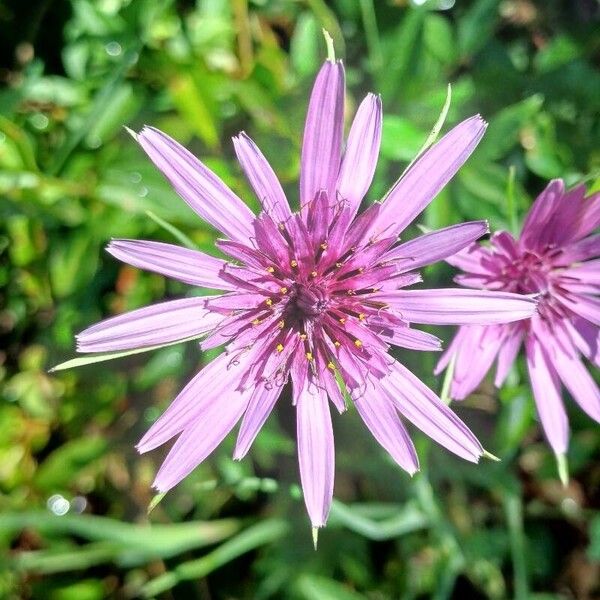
[{"xmin": 503, "ymin": 494, "xmax": 528, "ymax": 600}]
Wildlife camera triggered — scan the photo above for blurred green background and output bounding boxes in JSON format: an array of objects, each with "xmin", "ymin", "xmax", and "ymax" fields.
[{"xmin": 1, "ymin": 0, "xmax": 599, "ymax": 598}]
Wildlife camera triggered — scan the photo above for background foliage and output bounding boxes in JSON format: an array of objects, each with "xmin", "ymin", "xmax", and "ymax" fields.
[{"xmin": 1, "ymin": 0, "xmax": 599, "ymax": 598}]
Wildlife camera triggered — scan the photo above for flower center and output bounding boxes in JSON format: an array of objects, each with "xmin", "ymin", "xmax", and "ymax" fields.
[
  {"xmin": 291, "ymin": 283, "xmax": 330, "ymax": 318},
  {"xmin": 500, "ymin": 250, "xmax": 551, "ymax": 294}
]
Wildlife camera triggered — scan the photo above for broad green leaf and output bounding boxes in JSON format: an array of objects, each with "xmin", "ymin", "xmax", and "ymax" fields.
[
  {"xmin": 35, "ymin": 437, "xmax": 108, "ymax": 491},
  {"xmin": 476, "ymin": 95, "xmax": 544, "ymax": 161}
]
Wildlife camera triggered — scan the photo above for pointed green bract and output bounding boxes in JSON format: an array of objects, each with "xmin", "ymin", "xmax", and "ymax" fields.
[
  {"xmin": 147, "ymin": 492, "xmax": 166, "ymax": 515},
  {"xmin": 416, "ymin": 83, "xmax": 452, "ymax": 157},
  {"xmin": 312, "ymin": 526, "xmax": 319, "ymax": 550},
  {"xmin": 482, "ymin": 450, "xmax": 501, "ymax": 462},
  {"xmin": 440, "ymin": 350, "xmax": 457, "ymax": 405},
  {"xmin": 556, "ymin": 453, "xmax": 569, "ymax": 487},
  {"xmin": 145, "ymin": 210, "xmax": 197, "ymax": 250},
  {"xmin": 322, "ymin": 29, "xmax": 335, "ymax": 62},
  {"xmin": 382, "ymin": 83, "xmax": 453, "ymax": 201},
  {"xmin": 50, "ymin": 333, "xmax": 207, "ymax": 372}
]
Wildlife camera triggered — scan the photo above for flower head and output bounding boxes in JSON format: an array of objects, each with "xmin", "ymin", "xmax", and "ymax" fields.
[
  {"xmin": 437, "ymin": 179, "xmax": 600, "ymax": 462},
  {"xmin": 77, "ymin": 58, "xmax": 536, "ymax": 528}
]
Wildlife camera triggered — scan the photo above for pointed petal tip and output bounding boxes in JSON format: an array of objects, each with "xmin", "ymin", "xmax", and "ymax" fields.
[
  {"xmin": 136, "ymin": 441, "xmax": 149, "ymax": 454},
  {"xmin": 474, "ymin": 113, "xmax": 488, "ymax": 127}
]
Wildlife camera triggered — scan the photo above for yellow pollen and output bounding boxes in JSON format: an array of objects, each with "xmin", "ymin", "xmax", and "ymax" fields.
[
  {"xmin": 276, "ymin": 343, "xmax": 284, "ymax": 352},
  {"xmin": 280, "ymin": 287, "xmax": 288, "ymax": 294},
  {"xmin": 358, "ymin": 313, "xmax": 366, "ymax": 321},
  {"xmin": 327, "ymin": 362, "xmax": 335, "ymax": 370},
  {"xmin": 266, "ymin": 266, "xmax": 275, "ymax": 273},
  {"xmin": 265, "ymin": 298, "xmax": 273, "ymax": 306},
  {"xmin": 339, "ymin": 318, "xmax": 346, "ymax": 324},
  {"xmin": 320, "ymin": 243, "xmax": 328, "ymax": 250},
  {"xmin": 277, "ymin": 320, "xmax": 285, "ymax": 329},
  {"xmin": 252, "ymin": 319, "xmax": 261, "ymax": 326},
  {"xmin": 290, "ymin": 259, "xmax": 298, "ymax": 268},
  {"xmin": 354, "ymin": 339, "xmax": 363, "ymax": 348},
  {"xmin": 306, "ymin": 352, "xmax": 313, "ymax": 360},
  {"xmin": 311, "ymin": 271, "xmax": 318, "ymax": 277},
  {"xmin": 334, "ymin": 341, "xmax": 341, "ymax": 347}
]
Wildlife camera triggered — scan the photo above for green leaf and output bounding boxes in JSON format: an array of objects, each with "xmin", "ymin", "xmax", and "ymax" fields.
[
  {"xmin": 458, "ymin": 0, "xmax": 501, "ymax": 58},
  {"xmin": 296, "ymin": 574, "xmax": 365, "ymax": 600},
  {"xmin": 587, "ymin": 514, "xmax": 600, "ymax": 562},
  {"xmin": 140, "ymin": 519, "xmax": 288, "ymax": 597},
  {"xmin": 380, "ymin": 116, "xmax": 425, "ymax": 162},
  {"xmin": 291, "ymin": 13, "xmax": 321, "ymax": 77},
  {"xmin": 35, "ymin": 437, "xmax": 108, "ymax": 491},
  {"xmin": 476, "ymin": 95, "xmax": 544, "ymax": 161},
  {"xmin": 48, "ymin": 46, "xmax": 141, "ymax": 175},
  {"xmin": 6, "ymin": 512, "xmax": 241, "ymax": 574},
  {"xmin": 168, "ymin": 72, "xmax": 219, "ymax": 150},
  {"xmin": 328, "ymin": 499, "xmax": 428, "ymax": 540},
  {"xmin": 423, "ymin": 13, "xmax": 457, "ymax": 66}
]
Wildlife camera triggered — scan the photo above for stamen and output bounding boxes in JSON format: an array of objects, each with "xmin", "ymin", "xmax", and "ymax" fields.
[
  {"xmin": 252, "ymin": 318, "xmax": 261, "ymax": 325},
  {"xmin": 327, "ymin": 362, "xmax": 335, "ymax": 370},
  {"xmin": 299, "ymin": 333, "xmax": 307, "ymax": 340},
  {"xmin": 276, "ymin": 343, "xmax": 284, "ymax": 352},
  {"xmin": 334, "ymin": 341, "xmax": 341, "ymax": 347},
  {"xmin": 266, "ymin": 266, "xmax": 275, "ymax": 273},
  {"xmin": 310, "ymin": 271, "xmax": 318, "ymax": 277},
  {"xmin": 277, "ymin": 320, "xmax": 285, "ymax": 329},
  {"xmin": 354, "ymin": 339, "xmax": 362, "ymax": 348},
  {"xmin": 280, "ymin": 287, "xmax": 288, "ymax": 294},
  {"xmin": 266, "ymin": 299, "xmax": 273, "ymax": 306},
  {"xmin": 338, "ymin": 318, "xmax": 346, "ymax": 324},
  {"xmin": 320, "ymin": 243, "xmax": 328, "ymax": 250},
  {"xmin": 306, "ymin": 352, "xmax": 313, "ymax": 360},
  {"xmin": 358, "ymin": 313, "xmax": 366, "ymax": 321},
  {"xmin": 290, "ymin": 259, "xmax": 298, "ymax": 268}
]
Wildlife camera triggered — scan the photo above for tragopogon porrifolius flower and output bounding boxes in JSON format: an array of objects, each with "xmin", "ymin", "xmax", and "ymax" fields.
[
  {"xmin": 75, "ymin": 52, "xmax": 537, "ymax": 530},
  {"xmin": 437, "ymin": 179, "xmax": 600, "ymax": 482}
]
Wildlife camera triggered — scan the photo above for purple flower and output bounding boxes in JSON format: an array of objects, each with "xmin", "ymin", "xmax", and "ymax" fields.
[
  {"xmin": 437, "ymin": 179, "xmax": 600, "ymax": 461},
  {"xmin": 77, "ymin": 58, "xmax": 536, "ymax": 528}
]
